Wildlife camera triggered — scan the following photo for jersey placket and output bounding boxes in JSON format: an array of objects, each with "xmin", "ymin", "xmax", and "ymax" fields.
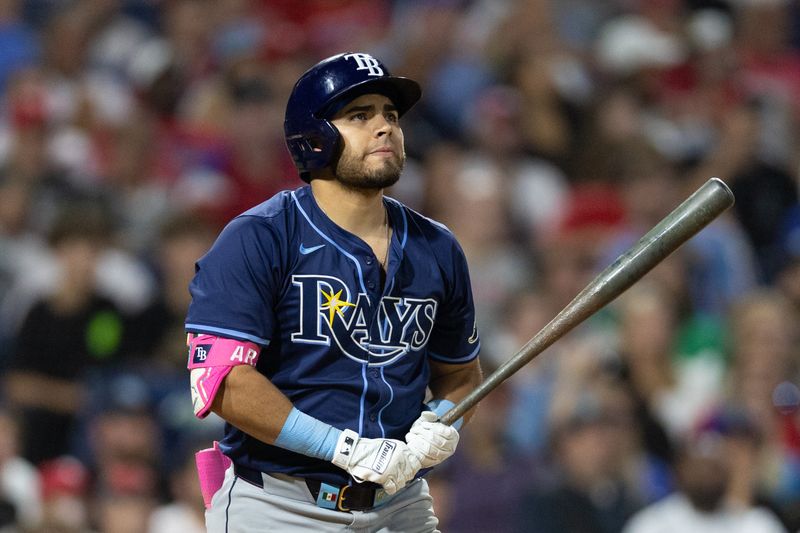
[{"xmin": 361, "ymin": 211, "xmax": 403, "ymax": 437}]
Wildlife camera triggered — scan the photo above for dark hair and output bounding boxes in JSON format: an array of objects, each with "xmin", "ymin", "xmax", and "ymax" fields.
[
  {"xmin": 158, "ymin": 211, "xmax": 216, "ymax": 243},
  {"xmin": 228, "ymin": 75, "xmax": 272, "ymax": 105},
  {"xmin": 47, "ymin": 203, "xmax": 113, "ymax": 247}
]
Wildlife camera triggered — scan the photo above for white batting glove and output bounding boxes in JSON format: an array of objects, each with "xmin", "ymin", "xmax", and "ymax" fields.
[
  {"xmin": 405, "ymin": 411, "xmax": 459, "ymax": 469},
  {"xmin": 331, "ymin": 430, "xmax": 422, "ymax": 495}
]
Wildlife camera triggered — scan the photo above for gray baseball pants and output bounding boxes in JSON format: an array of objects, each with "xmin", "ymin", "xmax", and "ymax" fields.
[{"xmin": 205, "ymin": 464, "xmax": 441, "ymax": 532}]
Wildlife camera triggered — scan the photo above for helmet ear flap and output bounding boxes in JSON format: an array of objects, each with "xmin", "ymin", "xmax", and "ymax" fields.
[{"xmin": 286, "ymin": 119, "xmax": 340, "ymax": 183}]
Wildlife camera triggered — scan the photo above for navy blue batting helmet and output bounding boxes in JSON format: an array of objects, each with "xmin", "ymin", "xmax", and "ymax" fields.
[{"xmin": 284, "ymin": 52, "xmax": 422, "ymax": 182}]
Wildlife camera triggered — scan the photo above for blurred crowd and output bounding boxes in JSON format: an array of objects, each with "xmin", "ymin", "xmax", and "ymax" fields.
[{"xmin": 1, "ymin": 0, "xmax": 800, "ymax": 531}]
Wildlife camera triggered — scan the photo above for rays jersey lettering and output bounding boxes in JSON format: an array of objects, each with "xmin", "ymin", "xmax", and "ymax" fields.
[{"xmin": 291, "ymin": 275, "xmax": 437, "ymax": 366}]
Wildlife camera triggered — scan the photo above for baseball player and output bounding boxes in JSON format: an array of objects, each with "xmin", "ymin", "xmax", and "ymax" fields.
[{"xmin": 185, "ymin": 52, "xmax": 483, "ymax": 532}]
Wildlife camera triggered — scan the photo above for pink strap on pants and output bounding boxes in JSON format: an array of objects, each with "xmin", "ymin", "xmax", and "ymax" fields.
[{"xmin": 195, "ymin": 441, "xmax": 232, "ymax": 509}]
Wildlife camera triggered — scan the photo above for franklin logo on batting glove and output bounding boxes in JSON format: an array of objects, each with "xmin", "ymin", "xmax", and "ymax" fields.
[{"xmin": 372, "ymin": 441, "xmax": 397, "ymax": 473}]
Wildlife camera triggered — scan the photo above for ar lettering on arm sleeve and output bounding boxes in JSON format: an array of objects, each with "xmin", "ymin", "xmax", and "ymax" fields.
[{"xmin": 187, "ymin": 333, "xmax": 262, "ymax": 418}]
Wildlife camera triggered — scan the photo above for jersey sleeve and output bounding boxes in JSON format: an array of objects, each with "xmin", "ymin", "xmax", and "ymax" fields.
[
  {"xmin": 185, "ymin": 215, "xmax": 281, "ymax": 345},
  {"xmin": 426, "ymin": 236, "xmax": 481, "ymax": 364}
]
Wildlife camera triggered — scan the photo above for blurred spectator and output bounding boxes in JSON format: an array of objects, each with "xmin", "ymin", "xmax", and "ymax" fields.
[
  {"xmin": 516, "ymin": 388, "xmax": 644, "ymax": 533},
  {"xmin": 0, "ymin": 0, "xmax": 40, "ymax": 93},
  {"xmin": 269, "ymin": 0, "xmax": 392, "ymax": 57},
  {"xmin": 0, "ymin": 407, "xmax": 41, "ymax": 529},
  {"xmin": 592, "ymin": 136, "xmax": 759, "ymax": 319},
  {"xmin": 681, "ymin": 212, "xmax": 760, "ymax": 319},
  {"xmin": 595, "ymin": 0, "xmax": 687, "ymax": 79},
  {"xmin": 1, "ymin": 68, "xmax": 90, "ymax": 228},
  {"xmin": 86, "ymin": 404, "xmax": 161, "ymax": 498},
  {"xmin": 425, "ymin": 152, "xmax": 533, "ymax": 365},
  {"xmin": 94, "ymin": 493, "xmax": 154, "ymax": 533},
  {"xmin": 212, "ymin": 66, "xmax": 303, "ymax": 225},
  {"xmin": 2, "ymin": 1, "xmax": 800, "ymax": 531},
  {"xmin": 538, "ymin": 180, "xmax": 624, "ymax": 309},
  {"xmin": 498, "ymin": 287, "xmax": 562, "ymax": 455},
  {"xmin": 723, "ymin": 289, "xmax": 800, "ymax": 529},
  {"xmin": 158, "ymin": 0, "xmax": 213, "ymax": 83},
  {"xmin": 4, "ymin": 205, "xmax": 130, "ymax": 464},
  {"xmin": 81, "ymin": 400, "xmax": 161, "ymax": 530},
  {"xmin": 34, "ymin": 456, "xmax": 92, "ymax": 533},
  {"xmin": 623, "ymin": 410, "xmax": 787, "ymax": 533},
  {"xmin": 486, "ymin": 0, "xmax": 590, "ymax": 163},
  {"xmin": 687, "ymin": 90, "xmax": 797, "ymax": 285},
  {"xmin": 611, "ymin": 280, "xmax": 725, "ymax": 444},
  {"xmin": 600, "ymin": 372, "xmax": 675, "ymax": 506},
  {"xmin": 464, "ymin": 85, "xmax": 570, "ymax": 243},
  {"xmin": 147, "ymin": 442, "xmax": 205, "ymax": 533},
  {"xmin": 736, "ymin": 0, "xmax": 800, "ymax": 118},
  {"xmin": 774, "ymin": 205, "xmax": 800, "ymax": 314},
  {"xmin": 0, "ymin": 175, "xmax": 49, "ymax": 366},
  {"xmin": 429, "ymin": 383, "xmax": 537, "ymax": 533},
  {"xmin": 127, "ymin": 212, "xmax": 215, "ymax": 369},
  {"xmin": 85, "ymin": 0, "xmax": 154, "ymax": 81},
  {"xmin": 120, "ymin": 34, "xmax": 228, "ymax": 223}
]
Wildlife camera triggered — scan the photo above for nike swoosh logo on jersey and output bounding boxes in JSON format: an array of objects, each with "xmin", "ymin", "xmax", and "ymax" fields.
[{"xmin": 299, "ymin": 243, "xmax": 326, "ymax": 255}]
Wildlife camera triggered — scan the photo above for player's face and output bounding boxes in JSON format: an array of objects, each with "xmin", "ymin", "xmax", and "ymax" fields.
[{"xmin": 329, "ymin": 94, "xmax": 405, "ymax": 189}]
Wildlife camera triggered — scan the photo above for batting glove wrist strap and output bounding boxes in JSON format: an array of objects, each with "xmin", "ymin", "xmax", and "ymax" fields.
[
  {"xmin": 331, "ymin": 430, "xmax": 422, "ymax": 495},
  {"xmin": 331, "ymin": 429, "xmax": 361, "ymax": 471}
]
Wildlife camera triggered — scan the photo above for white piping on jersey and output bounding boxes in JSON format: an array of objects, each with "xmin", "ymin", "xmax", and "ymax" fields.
[
  {"xmin": 358, "ymin": 363, "xmax": 368, "ymax": 435},
  {"xmin": 383, "ymin": 196, "xmax": 409, "ymax": 249},
  {"xmin": 377, "ymin": 366, "xmax": 395, "ymax": 438},
  {"xmin": 184, "ymin": 323, "xmax": 270, "ymax": 346},
  {"xmin": 399, "ymin": 202, "xmax": 409, "ymax": 248},
  {"xmin": 376, "ymin": 311, "xmax": 395, "ymax": 438},
  {"xmin": 290, "ymin": 191, "xmax": 368, "ymax": 295}
]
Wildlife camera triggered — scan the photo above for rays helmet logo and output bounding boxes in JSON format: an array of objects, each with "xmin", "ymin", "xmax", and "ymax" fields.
[
  {"xmin": 344, "ymin": 53, "xmax": 384, "ymax": 76},
  {"xmin": 291, "ymin": 275, "xmax": 437, "ymax": 366}
]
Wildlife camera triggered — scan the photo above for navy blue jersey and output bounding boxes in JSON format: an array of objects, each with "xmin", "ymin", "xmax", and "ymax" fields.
[{"xmin": 186, "ymin": 185, "xmax": 480, "ymax": 485}]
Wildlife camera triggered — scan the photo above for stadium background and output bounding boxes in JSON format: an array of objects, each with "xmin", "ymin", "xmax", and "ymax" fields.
[{"xmin": 1, "ymin": 0, "xmax": 799, "ymax": 531}]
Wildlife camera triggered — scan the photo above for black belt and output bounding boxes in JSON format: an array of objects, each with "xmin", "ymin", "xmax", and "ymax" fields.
[{"xmin": 233, "ymin": 463, "xmax": 382, "ymax": 512}]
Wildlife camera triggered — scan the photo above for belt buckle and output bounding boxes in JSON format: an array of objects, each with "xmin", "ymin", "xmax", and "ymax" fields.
[{"xmin": 336, "ymin": 484, "xmax": 352, "ymax": 512}]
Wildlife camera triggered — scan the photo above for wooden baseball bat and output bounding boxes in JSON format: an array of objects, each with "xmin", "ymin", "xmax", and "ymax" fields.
[{"xmin": 439, "ymin": 177, "xmax": 735, "ymax": 426}]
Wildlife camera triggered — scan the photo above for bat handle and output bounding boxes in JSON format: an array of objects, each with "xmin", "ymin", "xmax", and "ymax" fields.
[{"xmin": 439, "ymin": 395, "xmax": 476, "ymax": 426}]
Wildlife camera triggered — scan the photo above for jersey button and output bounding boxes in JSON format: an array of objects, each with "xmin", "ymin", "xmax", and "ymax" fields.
[
  {"xmin": 365, "ymin": 257, "xmax": 373, "ymax": 265},
  {"xmin": 369, "ymin": 369, "xmax": 379, "ymax": 378},
  {"xmin": 367, "ymin": 281, "xmax": 375, "ymax": 289},
  {"xmin": 369, "ymin": 413, "xmax": 377, "ymax": 422}
]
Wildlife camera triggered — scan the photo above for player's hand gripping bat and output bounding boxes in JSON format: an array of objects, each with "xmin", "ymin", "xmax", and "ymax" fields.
[{"xmin": 439, "ymin": 177, "xmax": 735, "ymax": 426}]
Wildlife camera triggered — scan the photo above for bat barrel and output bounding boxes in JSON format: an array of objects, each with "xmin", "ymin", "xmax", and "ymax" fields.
[{"xmin": 439, "ymin": 178, "xmax": 734, "ymax": 426}]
